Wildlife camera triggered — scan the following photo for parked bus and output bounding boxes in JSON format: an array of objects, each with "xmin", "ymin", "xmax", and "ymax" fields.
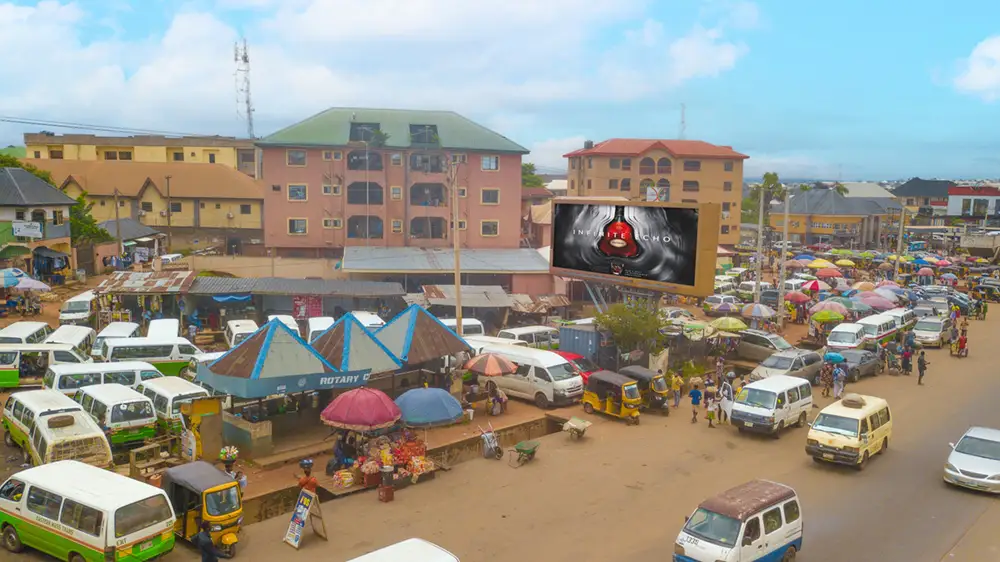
[
  {"xmin": 0, "ymin": 343, "xmax": 92, "ymax": 389},
  {"xmin": 44, "ymin": 324, "xmax": 97, "ymax": 359},
  {"xmin": 0, "ymin": 321, "xmax": 52, "ymax": 345},
  {"xmin": 146, "ymin": 318, "xmax": 180, "ymax": 339},
  {"xmin": 92, "ymin": 321, "xmax": 140, "ymax": 358},
  {"xmin": 1, "ymin": 389, "xmax": 113, "ymax": 467},
  {"xmin": 103, "ymin": 337, "xmax": 201, "ymax": 376},
  {"xmin": 44, "ymin": 361, "xmax": 164, "ymax": 395},
  {"xmin": 73, "ymin": 384, "xmax": 158, "ymax": 449}
]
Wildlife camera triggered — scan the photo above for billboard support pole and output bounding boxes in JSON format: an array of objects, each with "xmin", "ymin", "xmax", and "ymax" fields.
[
  {"xmin": 754, "ymin": 186, "xmax": 765, "ymax": 304},
  {"xmin": 450, "ymin": 162, "xmax": 463, "ymax": 336},
  {"xmin": 777, "ymin": 190, "xmax": 790, "ymax": 327},
  {"xmin": 893, "ymin": 207, "xmax": 905, "ymax": 279}
]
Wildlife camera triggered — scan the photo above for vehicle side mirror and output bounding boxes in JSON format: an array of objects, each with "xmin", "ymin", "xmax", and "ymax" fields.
[
  {"xmin": 684, "ymin": 516, "xmax": 689, "ymax": 523},
  {"xmin": 948, "ymin": 442, "xmax": 955, "ymax": 449}
]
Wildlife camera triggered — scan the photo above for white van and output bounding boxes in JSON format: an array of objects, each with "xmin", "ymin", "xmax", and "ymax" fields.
[
  {"xmin": 0, "ymin": 343, "xmax": 93, "ymax": 389},
  {"xmin": 147, "ymin": 318, "xmax": 180, "ymax": 339},
  {"xmin": 468, "ymin": 343, "xmax": 583, "ymax": 409},
  {"xmin": 464, "ymin": 336, "xmax": 528, "ymax": 348},
  {"xmin": 73, "ymin": 383, "xmax": 158, "ymax": 448},
  {"xmin": 135, "ymin": 377, "xmax": 210, "ymax": 432},
  {"xmin": 856, "ymin": 314, "xmax": 897, "ymax": 349},
  {"xmin": 92, "ymin": 321, "xmax": 140, "ymax": 358},
  {"xmin": 58, "ymin": 290, "xmax": 96, "ymax": 325},
  {"xmin": 44, "ymin": 361, "xmax": 164, "ymax": 395},
  {"xmin": 1, "ymin": 389, "xmax": 113, "ymax": 467},
  {"xmin": 45, "ymin": 324, "xmax": 97, "ymax": 359},
  {"xmin": 496, "ymin": 326, "xmax": 560, "ymax": 349},
  {"xmin": 267, "ymin": 314, "xmax": 301, "ymax": 337},
  {"xmin": 307, "ymin": 317, "xmax": 335, "ymax": 342},
  {"xmin": 675, "ymin": 480, "xmax": 802, "ymax": 562},
  {"xmin": 0, "ymin": 461, "xmax": 176, "ymax": 560},
  {"xmin": 783, "ymin": 279, "xmax": 807, "ymax": 292},
  {"xmin": 884, "ymin": 307, "xmax": 916, "ymax": 332},
  {"xmin": 224, "ymin": 319, "xmax": 259, "ymax": 349},
  {"xmin": 0, "ymin": 321, "xmax": 52, "ymax": 345},
  {"xmin": 103, "ymin": 337, "xmax": 201, "ymax": 377},
  {"xmin": 439, "ymin": 318, "xmax": 485, "ymax": 336},
  {"xmin": 729, "ymin": 375, "xmax": 813, "ymax": 437},
  {"xmin": 825, "ymin": 323, "xmax": 866, "ymax": 351},
  {"xmin": 348, "ymin": 538, "xmax": 460, "ymax": 562},
  {"xmin": 352, "ymin": 311, "xmax": 385, "ymax": 330}
]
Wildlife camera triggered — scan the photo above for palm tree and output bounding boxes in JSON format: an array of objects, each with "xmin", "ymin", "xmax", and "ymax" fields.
[{"xmin": 831, "ymin": 182, "xmax": 850, "ymax": 196}]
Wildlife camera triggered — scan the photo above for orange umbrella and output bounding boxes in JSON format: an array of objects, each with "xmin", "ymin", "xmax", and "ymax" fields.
[
  {"xmin": 464, "ymin": 352, "xmax": 517, "ymax": 377},
  {"xmin": 816, "ymin": 268, "xmax": 843, "ymax": 279}
]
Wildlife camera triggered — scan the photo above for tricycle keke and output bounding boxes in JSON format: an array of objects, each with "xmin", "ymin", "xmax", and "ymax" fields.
[
  {"xmin": 161, "ymin": 461, "xmax": 243, "ymax": 556},
  {"xmin": 580, "ymin": 370, "xmax": 642, "ymax": 425},
  {"xmin": 619, "ymin": 365, "xmax": 670, "ymax": 415}
]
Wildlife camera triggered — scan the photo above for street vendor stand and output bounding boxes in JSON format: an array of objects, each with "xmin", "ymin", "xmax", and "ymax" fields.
[{"xmin": 95, "ymin": 270, "xmax": 195, "ymax": 329}]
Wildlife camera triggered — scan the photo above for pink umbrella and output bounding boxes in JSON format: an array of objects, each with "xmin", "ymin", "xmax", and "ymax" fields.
[
  {"xmin": 856, "ymin": 291, "xmax": 886, "ymax": 300},
  {"xmin": 321, "ymin": 388, "xmax": 402, "ymax": 431},
  {"xmin": 810, "ymin": 300, "xmax": 848, "ymax": 315},
  {"xmin": 815, "ymin": 268, "xmax": 843, "ymax": 279},
  {"xmin": 785, "ymin": 291, "xmax": 811, "ymax": 304},
  {"xmin": 802, "ymin": 279, "xmax": 831, "ymax": 292},
  {"xmin": 916, "ymin": 267, "xmax": 934, "ymax": 276},
  {"xmin": 876, "ymin": 280, "xmax": 899, "ymax": 288},
  {"xmin": 937, "ymin": 260, "xmax": 951, "ymax": 266},
  {"xmin": 854, "ymin": 295, "xmax": 895, "ymax": 310},
  {"xmin": 783, "ymin": 259, "xmax": 806, "ymax": 269}
]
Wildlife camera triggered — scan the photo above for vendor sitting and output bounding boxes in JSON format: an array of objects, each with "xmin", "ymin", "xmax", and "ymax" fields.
[{"xmin": 485, "ymin": 379, "xmax": 508, "ymax": 415}]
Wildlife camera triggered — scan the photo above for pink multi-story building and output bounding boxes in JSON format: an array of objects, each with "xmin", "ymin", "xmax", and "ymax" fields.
[{"xmin": 258, "ymin": 108, "xmax": 553, "ymax": 295}]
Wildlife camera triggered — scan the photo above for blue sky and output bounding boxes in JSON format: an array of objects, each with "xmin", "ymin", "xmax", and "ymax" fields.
[{"xmin": 2, "ymin": 0, "xmax": 1000, "ymax": 180}]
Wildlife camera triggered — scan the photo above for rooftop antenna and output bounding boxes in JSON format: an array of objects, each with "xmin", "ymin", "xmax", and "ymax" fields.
[
  {"xmin": 679, "ymin": 103, "xmax": 687, "ymax": 139},
  {"xmin": 234, "ymin": 37, "xmax": 255, "ymax": 139}
]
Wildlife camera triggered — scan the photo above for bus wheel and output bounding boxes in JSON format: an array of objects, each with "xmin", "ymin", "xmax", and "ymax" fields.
[
  {"xmin": 3, "ymin": 431, "xmax": 12, "ymax": 448},
  {"xmin": 21, "ymin": 449, "xmax": 31, "ymax": 466},
  {"xmin": 2, "ymin": 525, "xmax": 23, "ymax": 553},
  {"xmin": 69, "ymin": 554, "xmax": 86, "ymax": 562}
]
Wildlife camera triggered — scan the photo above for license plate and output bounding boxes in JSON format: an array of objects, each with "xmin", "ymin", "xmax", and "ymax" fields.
[
  {"xmin": 823, "ymin": 453, "xmax": 834, "ymax": 460},
  {"xmin": 140, "ymin": 540, "xmax": 153, "ymax": 551},
  {"xmin": 962, "ymin": 479, "xmax": 984, "ymax": 488},
  {"xmin": 744, "ymin": 422, "xmax": 754, "ymax": 427}
]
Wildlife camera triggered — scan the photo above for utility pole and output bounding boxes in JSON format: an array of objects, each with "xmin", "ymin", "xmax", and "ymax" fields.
[
  {"xmin": 776, "ymin": 190, "xmax": 790, "ymax": 326},
  {"xmin": 754, "ymin": 186, "xmax": 765, "ymax": 304},
  {"xmin": 679, "ymin": 103, "xmax": 687, "ymax": 140},
  {"xmin": 893, "ymin": 207, "xmax": 906, "ymax": 279},
  {"xmin": 113, "ymin": 188, "xmax": 123, "ymax": 256},
  {"xmin": 450, "ymin": 161, "xmax": 463, "ymax": 336},
  {"xmin": 164, "ymin": 175, "xmax": 173, "ymax": 253}
]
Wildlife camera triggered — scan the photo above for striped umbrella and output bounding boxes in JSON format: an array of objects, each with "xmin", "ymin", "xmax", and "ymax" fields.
[
  {"xmin": 710, "ymin": 316, "xmax": 748, "ymax": 331},
  {"xmin": 802, "ymin": 279, "xmax": 831, "ymax": 292},
  {"xmin": 464, "ymin": 352, "xmax": 517, "ymax": 377},
  {"xmin": 741, "ymin": 303, "xmax": 776, "ymax": 318},
  {"xmin": 715, "ymin": 302, "xmax": 741, "ymax": 315}
]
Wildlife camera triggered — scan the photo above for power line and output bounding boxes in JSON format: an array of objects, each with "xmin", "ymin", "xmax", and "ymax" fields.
[{"xmin": 0, "ymin": 115, "xmax": 235, "ymax": 138}]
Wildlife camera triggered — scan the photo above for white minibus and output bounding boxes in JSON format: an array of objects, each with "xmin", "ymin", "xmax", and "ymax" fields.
[
  {"xmin": 1, "ymin": 389, "xmax": 113, "ymax": 467},
  {"xmin": 496, "ymin": 326, "xmax": 560, "ymax": 349},
  {"xmin": 469, "ymin": 343, "xmax": 583, "ymax": 409},
  {"xmin": 351, "ymin": 311, "xmax": 385, "ymax": 330},
  {"xmin": 224, "ymin": 319, "xmax": 259, "ymax": 349},
  {"xmin": 104, "ymin": 337, "xmax": 201, "ymax": 377},
  {"xmin": 267, "ymin": 314, "xmax": 301, "ymax": 337},
  {"xmin": 135, "ymin": 377, "xmax": 210, "ymax": 432},
  {"xmin": 146, "ymin": 318, "xmax": 180, "ymax": 339},
  {"xmin": 58, "ymin": 289, "xmax": 96, "ymax": 325},
  {"xmin": 307, "ymin": 317, "xmax": 335, "ymax": 343},
  {"xmin": 0, "ymin": 321, "xmax": 52, "ymax": 344},
  {"xmin": 93, "ymin": 321, "xmax": 140, "ymax": 358},
  {"xmin": 45, "ymin": 324, "xmax": 97, "ymax": 359},
  {"xmin": 44, "ymin": 361, "xmax": 164, "ymax": 395},
  {"xmin": 439, "ymin": 318, "xmax": 485, "ymax": 336}
]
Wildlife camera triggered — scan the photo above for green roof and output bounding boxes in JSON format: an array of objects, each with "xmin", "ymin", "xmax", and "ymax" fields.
[
  {"xmin": 258, "ymin": 108, "xmax": 529, "ymax": 154},
  {"xmin": 0, "ymin": 146, "xmax": 26, "ymax": 158}
]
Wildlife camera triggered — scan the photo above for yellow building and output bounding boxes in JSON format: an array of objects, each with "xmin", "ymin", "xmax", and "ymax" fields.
[
  {"xmin": 24, "ymin": 159, "xmax": 265, "ymax": 254},
  {"xmin": 563, "ymin": 138, "xmax": 748, "ymax": 245},
  {"xmin": 770, "ymin": 187, "xmax": 900, "ymax": 247},
  {"xmin": 23, "ymin": 133, "xmax": 257, "ymax": 178}
]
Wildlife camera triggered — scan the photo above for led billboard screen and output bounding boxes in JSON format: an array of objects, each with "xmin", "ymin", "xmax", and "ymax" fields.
[{"xmin": 549, "ymin": 200, "xmax": 720, "ymax": 297}]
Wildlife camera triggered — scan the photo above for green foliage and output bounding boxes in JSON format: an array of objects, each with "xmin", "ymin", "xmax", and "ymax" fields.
[
  {"xmin": 747, "ymin": 172, "xmax": 784, "ymax": 226},
  {"xmin": 0, "ymin": 154, "xmax": 53, "ymax": 185},
  {"xmin": 741, "ymin": 196, "xmax": 759, "ymax": 223},
  {"xmin": 370, "ymin": 129, "xmax": 390, "ymax": 147},
  {"xmin": 521, "ymin": 163, "xmax": 545, "ymax": 188},
  {"xmin": 831, "ymin": 182, "xmax": 850, "ymax": 196},
  {"xmin": 595, "ymin": 302, "xmax": 667, "ymax": 353},
  {"xmin": 70, "ymin": 194, "xmax": 114, "ymax": 244}
]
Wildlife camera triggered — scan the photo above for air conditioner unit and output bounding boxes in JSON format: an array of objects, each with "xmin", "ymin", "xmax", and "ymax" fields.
[
  {"xmin": 226, "ymin": 212, "xmax": 234, "ymax": 219},
  {"xmin": 137, "ymin": 210, "xmax": 146, "ymax": 216},
  {"xmin": 159, "ymin": 210, "xmax": 167, "ymax": 217}
]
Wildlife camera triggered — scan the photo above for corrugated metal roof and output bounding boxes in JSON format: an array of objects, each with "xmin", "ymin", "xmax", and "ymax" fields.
[
  {"xmin": 0, "ymin": 168, "xmax": 78, "ymax": 207},
  {"xmin": 342, "ymin": 247, "xmax": 549, "ymax": 273},
  {"xmin": 423, "ymin": 285, "xmax": 511, "ymax": 308},
  {"xmin": 97, "ymin": 218, "xmax": 161, "ymax": 242},
  {"xmin": 96, "ymin": 271, "xmax": 195, "ymax": 294},
  {"xmin": 403, "ymin": 293, "xmax": 428, "ymax": 307},
  {"xmin": 509, "ymin": 294, "xmax": 571, "ymax": 313},
  {"xmin": 187, "ymin": 277, "xmax": 258, "ymax": 295},
  {"xmin": 187, "ymin": 276, "xmax": 403, "ymax": 296}
]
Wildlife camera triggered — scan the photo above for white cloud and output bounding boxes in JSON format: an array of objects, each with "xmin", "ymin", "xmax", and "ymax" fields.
[
  {"xmin": 744, "ymin": 153, "xmax": 838, "ymax": 179},
  {"xmin": 527, "ymin": 136, "xmax": 587, "ymax": 169},
  {"xmin": 954, "ymin": 36, "xmax": 1000, "ymax": 101},
  {"xmin": 0, "ymin": 0, "xmax": 757, "ymax": 145}
]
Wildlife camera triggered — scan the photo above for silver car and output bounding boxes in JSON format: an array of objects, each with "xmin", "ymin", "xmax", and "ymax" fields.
[
  {"xmin": 912, "ymin": 317, "xmax": 952, "ymax": 348},
  {"xmin": 944, "ymin": 426, "xmax": 1000, "ymax": 493},
  {"xmin": 749, "ymin": 349, "xmax": 823, "ymax": 382}
]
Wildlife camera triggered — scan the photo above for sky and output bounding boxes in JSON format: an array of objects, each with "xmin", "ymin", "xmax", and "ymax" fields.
[{"xmin": 3, "ymin": 1, "xmax": 1000, "ymax": 180}]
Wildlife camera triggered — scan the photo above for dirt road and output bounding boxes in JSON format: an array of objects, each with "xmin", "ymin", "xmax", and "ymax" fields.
[{"xmin": 16, "ymin": 314, "xmax": 1000, "ymax": 562}]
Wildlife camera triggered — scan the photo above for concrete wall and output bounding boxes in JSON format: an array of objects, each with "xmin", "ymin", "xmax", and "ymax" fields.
[
  {"xmin": 185, "ymin": 255, "xmax": 348, "ymax": 278},
  {"xmin": 222, "ymin": 412, "xmax": 274, "ymax": 459}
]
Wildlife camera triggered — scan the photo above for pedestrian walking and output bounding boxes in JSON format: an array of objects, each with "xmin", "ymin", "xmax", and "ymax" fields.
[
  {"xmin": 918, "ymin": 351, "xmax": 929, "ymax": 385},
  {"xmin": 901, "ymin": 347, "xmax": 912, "ymax": 376},
  {"xmin": 832, "ymin": 364, "xmax": 847, "ymax": 399},
  {"xmin": 705, "ymin": 381, "xmax": 717, "ymax": 428},
  {"xmin": 689, "ymin": 384, "xmax": 702, "ymax": 424},
  {"xmin": 819, "ymin": 361, "xmax": 834, "ymax": 397},
  {"xmin": 671, "ymin": 372, "xmax": 684, "ymax": 408},
  {"xmin": 194, "ymin": 521, "xmax": 232, "ymax": 561}
]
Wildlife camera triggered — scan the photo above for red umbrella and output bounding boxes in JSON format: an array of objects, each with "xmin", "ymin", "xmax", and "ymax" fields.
[
  {"xmin": 321, "ymin": 388, "xmax": 401, "ymax": 431},
  {"xmin": 802, "ymin": 279, "xmax": 831, "ymax": 292},
  {"xmin": 917, "ymin": 267, "xmax": 934, "ymax": 276},
  {"xmin": 785, "ymin": 291, "xmax": 811, "ymax": 304},
  {"xmin": 815, "ymin": 268, "xmax": 843, "ymax": 279},
  {"xmin": 464, "ymin": 352, "xmax": 516, "ymax": 377}
]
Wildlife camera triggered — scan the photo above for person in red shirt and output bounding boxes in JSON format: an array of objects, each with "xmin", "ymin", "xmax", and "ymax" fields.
[
  {"xmin": 295, "ymin": 459, "xmax": 318, "ymax": 493},
  {"xmin": 958, "ymin": 335, "xmax": 968, "ymax": 357}
]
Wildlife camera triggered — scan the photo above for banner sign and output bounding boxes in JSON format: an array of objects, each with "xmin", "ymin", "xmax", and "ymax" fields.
[
  {"xmin": 292, "ymin": 295, "xmax": 322, "ymax": 319},
  {"xmin": 283, "ymin": 489, "xmax": 327, "ymax": 549},
  {"xmin": 12, "ymin": 221, "xmax": 42, "ymax": 239}
]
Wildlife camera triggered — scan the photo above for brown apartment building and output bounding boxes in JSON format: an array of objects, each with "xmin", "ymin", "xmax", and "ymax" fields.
[{"xmin": 563, "ymin": 139, "xmax": 748, "ymax": 244}]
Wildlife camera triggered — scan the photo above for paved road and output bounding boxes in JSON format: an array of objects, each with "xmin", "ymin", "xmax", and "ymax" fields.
[{"xmin": 17, "ymin": 315, "xmax": 1000, "ymax": 561}]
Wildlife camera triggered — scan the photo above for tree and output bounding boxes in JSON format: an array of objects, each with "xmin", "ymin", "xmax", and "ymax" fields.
[
  {"xmin": 595, "ymin": 302, "xmax": 667, "ymax": 353},
  {"xmin": 521, "ymin": 163, "xmax": 545, "ymax": 188},
  {"xmin": 831, "ymin": 182, "xmax": 850, "ymax": 196},
  {"xmin": 747, "ymin": 172, "xmax": 786, "ymax": 228},
  {"xmin": 741, "ymin": 195, "xmax": 758, "ymax": 223},
  {"xmin": 0, "ymin": 154, "xmax": 53, "ymax": 185}
]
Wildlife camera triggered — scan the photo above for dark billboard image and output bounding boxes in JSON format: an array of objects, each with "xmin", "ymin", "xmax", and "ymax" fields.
[{"xmin": 550, "ymin": 200, "xmax": 720, "ymax": 296}]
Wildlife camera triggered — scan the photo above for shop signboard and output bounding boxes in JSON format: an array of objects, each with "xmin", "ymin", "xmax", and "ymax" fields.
[
  {"xmin": 12, "ymin": 221, "xmax": 42, "ymax": 239},
  {"xmin": 292, "ymin": 295, "xmax": 322, "ymax": 319},
  {"xmin": 550, "ymin": 200, "xmax": 719, "ymax": 297},
  {"xmin": 283, "ymin": 489, "xmax": 327, "ymax": 549}
]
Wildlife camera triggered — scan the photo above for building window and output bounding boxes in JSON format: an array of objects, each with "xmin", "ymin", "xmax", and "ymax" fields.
[
  {"xmin": 33, "ymin": 151, "xmax": 40, "ymax": 158},
  {"xmin": 323, "ymin": 184, "xmax": 333, "ymax": 195},
  {"xmin": 333, "ymin": 184, "xmax": 342, "ymax": 196},
  {"xmin": 99, "ymin": 200, "xmax": 105, "ymax": 206},
  {"xmin": 657, "ymin": 158, "xmax": 671, "ymax": 174},
  {"xmin": 570, "ymin": 158, "xmax": 577, "ymax": 170},
  {"xmin": 141, "ymin": 202, "xmax": 153, "ymax": 212},
  {"xmin": 724, "ymin": 161, "xmax": 734, "ymax": 172},
  {"xmin": 119, "ymin": 151, "xmax": 132, "ymax": 161},
  {"xmin": 451, "ymin": 154, "xmax": 467, "ymax": 164},
  {"xmin": 391, "ymin": 153, "xmax": 403, "ymax": 167},
  {"xmin": 350, "ymin": 123, "xmax": 380, "ymax": 142},
  {"xmin": 684, "ymin": 160, "xmax": 701, "ymax": 172},
  {"xmin": 481, "ymin": 220, "xmax": 499, "ymax": 237},
  {"xmin": 391, "ymin": 186, "xmax": 402, "ymax": 200},
  {"xmin": 458, "ymin": 187, "xmax": 467, "ymax": 198},
  {"xmin": 481, "ymin": 155, "xmax": 499, "ymax": 171},
  {"xmin": 171, "ymin": 151, "xmax": 184, "ymax": 162},
  {"xmin": 52, "ymin": 210, "xmax": 64, "ymax": 226},
  {"xmin": 331, "ymin": 218, "xmax": 343, "ymax": 228},
  {"xmin": 119, "ymin": 200, "xmax": 125, "ymax": 207},
  {"xmin": 391, "ymin": 219, "xmax": 403, "ymax": 234},
  {"xmin": 49, "ymin": 150, "xmax": 63, "ymax": 159},
  {"xmin": 621, "ymin": 158, "xmax": 632, "ymax": 171},
  {"xmin": 722, "ymin": 202, "xmax": 731, "ymax": 212},
  {"xmin": 587, "ymin": 179, "xmax": 592, "ymax": 190},
  {"xmin": 215, "ymin": 203, "xmax": 221, "ymax": 209},
  {"xmin": 240, "ymin": 204, "xmax": 251, "ymax": 215},
  {"xmin": 323, "ymin": 218, "xmax": 336, "ymax": 229},
  {"xmin": 288, "ymin": 219, "xmax": 307, "ymax": 234},
  {"xmin": 323, "ymin": 150, "xmax": 333, "ymax": 161},
  {"xmin": 721, "ymin": 225, "xmax": 730, "ymax": 234},
  {"xmin": 14, "ymin": 209, "xmax": 24, "ymax": 220},
  {"xmin": 610, "ymin": 158, "xmax": 621, "ymax": 169},
  {"xmin": 104, "ymin": 151, "xmax": 118, "ymax": 161},
  {"xmin": 286, "ymin": 149, "xmax": 307, "ymax": 166},
  {"xmin": 481, "ymin": 189, "xmax": 500, "ymax": 205},
  {"xmin": 683, "ymin": 180, "xmax": 700, "ymax": 191},
  {"xmin": 587, "ymin": 157, "xmax": 593, "ymax": 169},
  {"xmin": 570, "ymin": 180, "xmax": 575, "ymax": 191},
  {"xmin": 334, "ymin": 151, "xmax": 342, "ymax": 160},
  {"xmin": 199, "ymin": 202, "xmax": 205, "ymax": 209},
  {"xmin": 724, "ymin": 181, "xmax": 733, "ymax": 191},
  {"xmin": 639, "ymin": 157, "xmax": 655, "ymax": 175},
  {"xmin": 208, "ymin": 153, "xmax": 216, "ymax": 164},
  {"xmin": 272, "ymin": 184, "xmax": 281, "ymax": 192},
  {"xmin": 451, "ymin": 220, "xmax": 467, "ymax": 230},
  {"xmin": 170, "ymin": 202, "xmax": 182, "ymax": 213},
  {"xmin": 608, "ymin": 179, "xmax": 618, "ymax": 190},
  {"xmin": 620, "ymin": 178, "xmax": 631, "ymax": 191},
  {"xmin": 288, "ymin": 184, "xmax": 307, "ymax": 201}
]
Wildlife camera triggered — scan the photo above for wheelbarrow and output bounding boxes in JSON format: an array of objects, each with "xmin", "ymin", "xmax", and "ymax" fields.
[
  {"xmin": 508, "ymin": 440, "xmax": 540, "ymax": 468},
  {"xmin": 562, "ymin": 417, "xmax": 593, "ymax": 440}
]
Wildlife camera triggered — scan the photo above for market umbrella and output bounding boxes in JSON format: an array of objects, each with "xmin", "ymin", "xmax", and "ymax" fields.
[
  {"xmin": 783, "ymin": 259, "xmax": 805, "ymax": 269},
  {"xmin": 937, "ymin": 260, "xmax": 952, "ymax": 267},
  {"xmin": 810, "ymin": 300, "xmax": 848, "ymax": 315},
  {"xmin": 852, "ymin": 281, "xmax": 875, "ymax": 291},
  {"xmin": 801, "ymin": 279, "xmax": 831, "ymax": 292},
  {"xmin": 826, "ymin": 297, "xmax": 872, "ymax": 313},
  {"xmin": 741, "ymin": 303, "xmax": 776, "ymax": 319},
  {"xmin": 916, "ymin": 267, "xmax": 934, "ymax": 276},
  {"xmin": 0, "ymin": 270, "xmax": 18, "ymax": 289},
  {"xmin": 321, "ymin": 388, "xmax": 401, "ymax": 432},
  {"xmin": 808, "ymin": 259, "xmax": 836, "ymax": 269},
  {"xmin": 816, "ymin": 268, "xmax": 844, "ymax": 279},
  {"xmin": 464, "ymin": 352, "xmax": 517, "ymax": 377},
  {"xmin": 715, "ymin": 302, "xmax": 741, "ymax": 315},
  {"xmin": 811, "ymin": 310, "xmax": 845, "ymax": 323},
  {"xmin": 877, "ymin": 262, "xmax": 893, "ymax": 271},
  {"xmin": 785, "ymin": 291, "xmax": 811, "ymax": 304},
  {"xmin": 824, "ymin": 352, "xmax": 846, "ymax": 363},
  {"xmin": 394, "ymin": 387, "xmax": 464, "ymax": 428},
  {"xmin": 794, "ymin": 254, "xmax": 814, "ymax": 261},
  {"xmin": 709, "ymin": 317, "xmax": 748, "ymax": 331},
  {"xmin": 14, "ymin": 277, "xmax": 50, "ymax": 292},
  {"xmin": 941, "ymin": 273, "xmax": 958, "ymax": 281},
  {"xmin": 912, "ymin": 258, "xmax": 931, "ymax": 266},
  {"xmin": 873, "ymin": 288, "xmax": 900, "ymax": 302},
  {"xmin": 854, "ymin": 295, "xmax": 895, "ymax": 310},
  {"xmin": 876, "ymin": 280, "xmax": 899, "ymax": 288},
  {"xmin": 835, "ymin": 259, "xmax": 856, "ymax": 267}
]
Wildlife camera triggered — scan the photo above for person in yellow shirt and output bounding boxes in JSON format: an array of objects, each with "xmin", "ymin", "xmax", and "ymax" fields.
[{"xmin": 671, "ymin": 372, "xmax": 684, "ymax": 409}]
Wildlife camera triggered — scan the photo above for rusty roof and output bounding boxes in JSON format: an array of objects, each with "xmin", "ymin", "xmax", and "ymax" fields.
[
  {"xmin": 96, "ymin": 271, "xmax": 196, "ymax": 294},
  {"xmin": 698, "ymin": 480, "xmax": 796, "ymax": 521},
  {"xmin": 24, "ymin": 133, "xmax": 254, "ymax": 149},
  {"xmin": 521, "ymin": 187, "xmax": 554, "ymax": 199},
  {"xmin": 563, "ymin": 139, "xmax": 748, "ymax": 160},
  {"xmin": 510, "ymin": 294, "xmax": 570, "ymax": 314}
]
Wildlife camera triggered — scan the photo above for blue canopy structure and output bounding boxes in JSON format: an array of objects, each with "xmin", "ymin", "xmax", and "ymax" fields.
[
  {"xmin": 196, "ymin": 319, "xmax": 370, "ymax": 398},
  {"xmin": 311, "ymin": 313, "xmax": 402, "ymax": 374},
  {"xmin": 375, "ymin": 304, "xmax": 471, "ymax": 366}
]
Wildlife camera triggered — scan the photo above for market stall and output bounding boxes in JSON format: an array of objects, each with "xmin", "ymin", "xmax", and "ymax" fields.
[{"xmin": 95, "ymin": 270, "xmax": 195, "ymax": 328}]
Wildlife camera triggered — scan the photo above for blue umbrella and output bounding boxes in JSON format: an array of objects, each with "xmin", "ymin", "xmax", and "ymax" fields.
[
  {"xmin": 824, "ymin": 352, "xmax": 845, "ymax": 363},
  {"xmin": 395, "ymin": 387, "xmax": 464, "ymax": 428},
  {"xmin": 794, "ymin": 254, "xmax": 813, "ymax": 261},
  {"xmin": 0, "ymin": 270, "xmax": 17, "ymax": 289},
  {"xmin": 912, "ymin": 258, "xmax": 930, "ymax": 266}
]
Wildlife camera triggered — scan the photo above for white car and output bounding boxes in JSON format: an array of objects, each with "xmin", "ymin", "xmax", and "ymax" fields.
[{"xmin": 944, "ymin": 426, "xmax": 1000, "ymax": 493}]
